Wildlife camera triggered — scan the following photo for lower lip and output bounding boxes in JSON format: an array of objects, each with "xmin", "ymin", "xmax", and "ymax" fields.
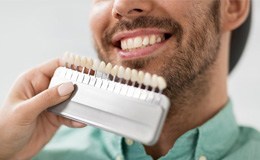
[{"xmin": 117, "ymin": 41, "xmax": 167, "ymax": 59}]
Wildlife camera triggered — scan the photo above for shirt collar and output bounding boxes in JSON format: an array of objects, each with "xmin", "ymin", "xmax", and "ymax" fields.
[{"xmin": 160, "ymin": 100, "xmax": 239, "ymax": 160}]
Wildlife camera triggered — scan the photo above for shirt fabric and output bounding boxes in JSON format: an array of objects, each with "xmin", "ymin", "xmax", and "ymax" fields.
[{"xmin": 33, "ymin": 101, "xmax": 260, "ymax": 160}]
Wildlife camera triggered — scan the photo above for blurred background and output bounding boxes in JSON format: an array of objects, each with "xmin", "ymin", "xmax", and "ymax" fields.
[{"xmin": 0, "ymin": 0, "xmax": 259, "ymax": 130}]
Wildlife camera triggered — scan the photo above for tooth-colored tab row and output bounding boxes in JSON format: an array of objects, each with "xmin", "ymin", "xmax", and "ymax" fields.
[{"xmin": 62, "ymin": 52, "xmax": 167, "ymax": 91}]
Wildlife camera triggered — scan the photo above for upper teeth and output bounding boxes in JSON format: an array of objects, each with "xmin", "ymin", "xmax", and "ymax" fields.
[{"xmin": 121, "ymin": 34, "xmax": 164, "ymax": 51}]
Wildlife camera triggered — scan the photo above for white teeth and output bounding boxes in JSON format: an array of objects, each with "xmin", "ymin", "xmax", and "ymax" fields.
[
  {"xmin": 143, "ymin": 73, "xmax": 152, "ymax": 86},
  {"xmin": 149, "ymin": 35, "xmax": 156, "ymax": 45},
  {"xmin": 131, "ymin": 69, "xmax": 138, "ymax": 82},
  {"xmin": 98, "ymin": 61, "xmax": 106, "ymax": 72},
  {"xmin": 121, "ymin": 34, "xmax": 164, "ymax": 51},
  {"xmin": 121, "ymin": 41, "xmax": 127, "ymax": 50},
  {"xmin": 124, "ymin": 67, "xmax": 131, "ymax": 80},
  {"xmin": 117, "ymin": 66, "xmax": 125, "ymax": 78},
  {"xmin": 111, "ymin": 65, "xmax": 119, "ymax": 77},
  {"xmin": 142, "ymin": 36, "xmax": 149, "ymax": 46},
  {"xmin": 158, "ymin": 76, "xmax": 167, "ymax": 91},
  {"xmin": 104, "ymin": 63, "xmax": 112, "ymax": 74},
  {"xmin": 127, "ymin": 39, "xmax": 134, "ymax": 49},
  {"xmin": 156, "ymin": 37, "xmax": 162, "ymax": 43},
  {"xmin": 134, "ymin": 37, "xmax": 143, "ymax": 48}
]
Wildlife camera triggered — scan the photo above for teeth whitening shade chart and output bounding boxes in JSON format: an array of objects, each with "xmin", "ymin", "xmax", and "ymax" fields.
[{"xmin": 48, "ymin": 52, "xmax": 170, "ymax": 145}]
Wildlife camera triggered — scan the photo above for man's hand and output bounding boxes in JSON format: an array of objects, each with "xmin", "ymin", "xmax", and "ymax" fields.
[{"xmin": 0, "ymin": 59, "xmax": 86, "ymax": 160}]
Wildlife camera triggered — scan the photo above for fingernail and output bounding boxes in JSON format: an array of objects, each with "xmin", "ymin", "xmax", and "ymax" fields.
[{"xmin": 58, "ymin": 82, "xmax": 74, "ymax": 96}]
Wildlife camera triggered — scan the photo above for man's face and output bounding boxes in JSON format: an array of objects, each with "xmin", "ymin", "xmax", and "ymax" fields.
[{"xmin": 90, "ymin": 0, "xmax": 221, "ymax": 104}]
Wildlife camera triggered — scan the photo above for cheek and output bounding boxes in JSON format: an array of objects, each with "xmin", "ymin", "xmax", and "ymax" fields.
[{"xmin": 89, "ymin": 3, "xmax": 112, "ymax": 47}]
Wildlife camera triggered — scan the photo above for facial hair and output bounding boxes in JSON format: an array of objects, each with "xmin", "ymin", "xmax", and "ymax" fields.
[{"xmin": 94, "ymin": 1, "xmax": 221, "ymax": 112}]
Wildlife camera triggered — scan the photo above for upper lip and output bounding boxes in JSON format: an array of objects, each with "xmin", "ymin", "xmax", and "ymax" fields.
[{"xmin": 111, "ymin": 28, "xmax": 173, "ymax": 48}]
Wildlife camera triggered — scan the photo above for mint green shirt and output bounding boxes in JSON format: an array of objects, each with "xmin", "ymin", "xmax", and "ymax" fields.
[{"xmin": 34, "ymin": 101, "xmax": 260, "ymax": 160}]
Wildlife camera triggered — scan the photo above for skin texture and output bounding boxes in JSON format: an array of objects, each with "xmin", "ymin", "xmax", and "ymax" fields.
[
  {"xmin": 0, "ymin": 0, "xmax": 250, "ymax": 159},
  {"xmin": 90, "ymin": 0, "xmax": 250, "ymax": 158}
]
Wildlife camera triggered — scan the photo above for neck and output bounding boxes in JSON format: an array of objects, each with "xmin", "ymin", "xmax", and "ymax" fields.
[{"xmin": 144, "ymin": 33, "xmax": 230, "ymax": 159}]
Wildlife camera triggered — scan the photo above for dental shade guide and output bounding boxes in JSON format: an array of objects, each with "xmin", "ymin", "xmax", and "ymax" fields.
[{"xmin": 48, "ymin": 52, "xmax": 170, "ymax": 146}]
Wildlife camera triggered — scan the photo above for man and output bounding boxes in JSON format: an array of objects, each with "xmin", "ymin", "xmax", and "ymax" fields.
[{"xmin": 0, "ymin": 0, "xmax": 259, "ymax": 160}]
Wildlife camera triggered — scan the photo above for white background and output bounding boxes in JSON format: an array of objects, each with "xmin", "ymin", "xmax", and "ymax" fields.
[{"xmin": 0, "ymin": 1, "xmax": 259, "ymax": 130}]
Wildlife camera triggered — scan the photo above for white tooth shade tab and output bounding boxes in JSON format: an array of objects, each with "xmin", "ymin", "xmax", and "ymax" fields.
[
  {"xmin": 74, "ymin": 55, "xmax": 81, "ymax": 66},
  {"xmin": 131, "ymin": 69, "xmax": 138, "ymax": 82},
  {"xmin": 60, "ymin": 53, "xmax": 168, "ymax": 92},
  {"xmin": 81, "ymin": 56, "xmax": 88, "ymax": 68},
  {"xmin": 158, "ymin": 76, "xmax": 167, "ymax": 90},
  {"xmin": 137, "ymin": 71, "xmax": 144, "ymax": 84},
  {"xmin": 68, "ymin": 53, "xmax": 75, "ymax": 66},
  {"xmin": 105, "ymin": 63, "xmax": 112, "ymax": 74},
  {"xmin": 151, "ymin": 74, "xmax": 158, "ymax": 88},
  {"xmin": 87, "ymin": 58, "xmax": 93, "ymax": 69},
  {"xmin": 98, "ymin": 61, "xmax": 106, "ymax": 72},
  {"xmin": 111, "ymin": 65, "xmax": 119, "ymax": 77},
  {"xmin": 117, "ymin": 66, "xmax": 125, "ymax": 78},
  {"xmin": 143, "ymin": 73, "xmax": 152, "ymax": 86},
  {"xmin": 92, "ymin": 59, "xmax": 100, "ymax": 70},
  {"xmin": 62, "ymin": 52, "xmax": 69, "ymax": 66},
  {"xmin": 124, "ymin": 67, "xmax": 131, "ymax": 80}
]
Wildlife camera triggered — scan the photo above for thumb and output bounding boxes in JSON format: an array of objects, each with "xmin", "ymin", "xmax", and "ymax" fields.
[{"xmin": 24, "ymin": 82, "xmax": 74, "ymax": 118}]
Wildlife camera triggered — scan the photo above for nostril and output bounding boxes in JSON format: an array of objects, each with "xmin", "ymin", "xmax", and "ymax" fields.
[{"xmin": 133, "ymin": 8, "xmax": 143, "ymax": 12}]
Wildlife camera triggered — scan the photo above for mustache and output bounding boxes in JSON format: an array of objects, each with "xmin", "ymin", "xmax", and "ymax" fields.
[{"xmin": 103, "ymin": 16, "xmax": 183, "ymax": 44}]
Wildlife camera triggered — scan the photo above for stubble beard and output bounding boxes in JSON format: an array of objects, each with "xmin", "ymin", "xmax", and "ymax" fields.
[{"xmin": 94, "ymin": 1, "xmax": 221, "ymax": 116}]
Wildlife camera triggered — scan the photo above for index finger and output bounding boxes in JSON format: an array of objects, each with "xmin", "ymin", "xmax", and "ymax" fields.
[{"xmin": 37, "ymin": 58, "xmax": 62, "ymax": 79}]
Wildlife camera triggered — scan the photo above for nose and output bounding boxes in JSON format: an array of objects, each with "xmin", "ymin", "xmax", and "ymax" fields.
[{"xmin": 112, "ymin": 0, "xmax": 153, "ymax": 20}]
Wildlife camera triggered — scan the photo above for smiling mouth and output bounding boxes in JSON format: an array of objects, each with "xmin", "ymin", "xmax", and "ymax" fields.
[
  {"xmin": 115, "ymin": 33, "xmax": 172, "ymax": 51},
  {"xmin": 112, "ymin": 30, "xmax": 173, "ymax": 59}
]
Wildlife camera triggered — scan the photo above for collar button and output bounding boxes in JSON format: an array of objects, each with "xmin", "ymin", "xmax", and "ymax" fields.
[{"xmin": 199, "ymin": 155, "xmax": 207, "ymax": 160}]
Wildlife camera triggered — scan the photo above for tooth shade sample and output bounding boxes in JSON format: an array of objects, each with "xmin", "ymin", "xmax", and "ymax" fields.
[
  {"xmin": 74, "ymin": 55, "xmax": 81, "ymax": 66},
  {"xmin": 68, "ymin": 53, "xmax": 75, "ymax": 66},
  {"xmin": 104, "ymin": 63, "xmax": 112, "ymax": 74},
  {"xmin": 81, "ymin": 56, "xmax": 88, "ymax": 68},
  {"xmin": 124, "ymin": 68, "xmax": 131, "ymax": 80},
  {"xmin": 137, "ymin": 71, "xmax": 144, "ymax": 84},
  {"xmin": 87, "ymin": 58, "xmax": 93, "ymax": 69},
  {"xmin": 131, "ymin": 69, "xmax": 138, "ymax": 82},
  {"xmin": 92, "ymin": 59, "xmax": 100, "ymax": 70},
  {"xmin": 117, "ymin": 66, "xmax": 125, "ymax": 78},
  {"xmin": 158, "ymin": 76, "xmax": 167, "ymax": 90},
  {"xmin": 143, "ymin": 73, "xmax": 152, "ymax": 86},
  {"xmin": 111, "ymin": 65, "xmax": 119, "ymax": 77},
  {"xmin": 62, "ymin": 52, "xmax": 69, "ymax": 66},
  {"xmin": 98, "ymin": 61, "xmax": 106, "ymax": 72},
  {"xmin": 151, "ymin": 74, "xmax": 158, "ymax": 88}
]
